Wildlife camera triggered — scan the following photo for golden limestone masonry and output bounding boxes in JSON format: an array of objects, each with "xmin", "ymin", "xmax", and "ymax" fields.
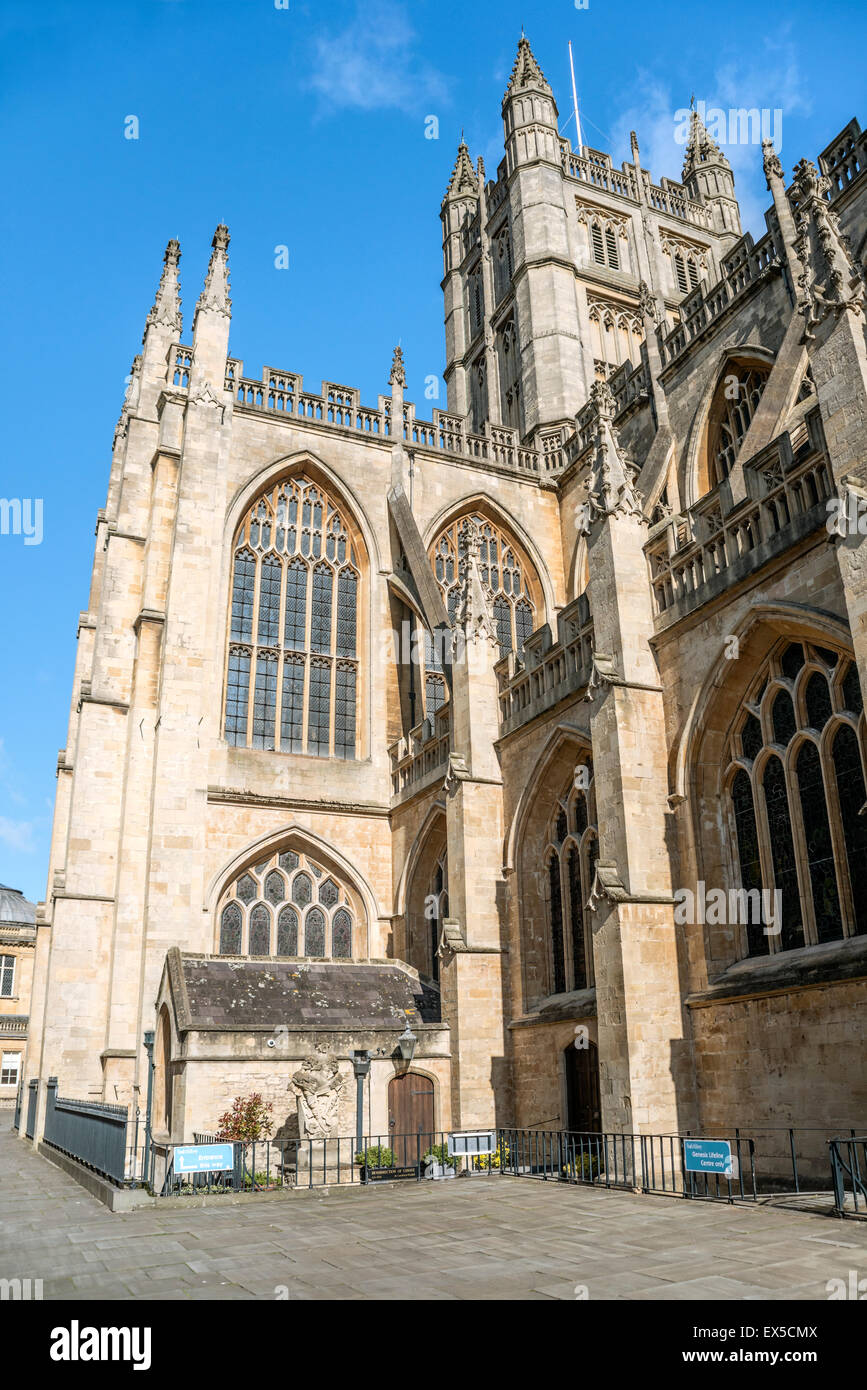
[{"xmin": 20, "ymin": 37, "xmax": 867, "ymax": 1176}]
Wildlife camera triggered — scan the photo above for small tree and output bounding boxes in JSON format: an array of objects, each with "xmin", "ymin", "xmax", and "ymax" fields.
[{"xmin": 215, "ymin": 1092, "xmax": 274, "ymax": 1143}]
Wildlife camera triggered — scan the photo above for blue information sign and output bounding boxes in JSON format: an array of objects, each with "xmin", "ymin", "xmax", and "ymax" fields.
[
  {"xmin": 173, "ymin": 1143, "xmax": 235, "ymax": 1173},
  {"xmin": 683, "ymin": 1138, "xmax": 735, "ymax": 1177}
]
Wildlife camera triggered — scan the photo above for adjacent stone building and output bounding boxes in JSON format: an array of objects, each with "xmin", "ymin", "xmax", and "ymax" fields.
[
  {"xmin": 19, "ymin": 38, "xmax": 867, "ymax": 1162},
  {"xmin": 1, "ymin": 885, "xmax": 37, "ymax": 1110}
]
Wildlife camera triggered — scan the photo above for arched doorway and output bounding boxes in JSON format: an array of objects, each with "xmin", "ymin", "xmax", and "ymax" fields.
[
  {"xmin": 565, "ymin": 1042, "xmax": 601, "ymax": 1133},
  {"xmin": 388, "ymin": 1072, "xmax": 434, "ymax": 1166}
]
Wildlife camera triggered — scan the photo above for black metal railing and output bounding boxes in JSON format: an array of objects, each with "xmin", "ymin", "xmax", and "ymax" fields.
[
  {"xmin": 498, "ymin": 1128, "xmax": 758, "ymax": 1203},
  {"xmin": 150, "ymin": 1130, "xmax": 498, "ymax": 1197},
  {"xmin": 42, "ymin": 1077, "xmax": 146, "ymax": 1186},
  {"xmin": 24, "ymin": 1079, "xmax": 38, "ymax": 1139},
  {"xmin": 12, "ymin": 1082, "xmax": 22, "ymax": 1131},
  {"xmin": 829, "ymin": 1136, "xmax": 867, "ymax": 1217}
]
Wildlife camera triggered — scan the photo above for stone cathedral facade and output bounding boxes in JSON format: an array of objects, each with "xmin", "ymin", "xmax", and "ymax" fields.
[{"xmin": 20, "ymin": 39, "xmax": 867, "ymax": 1163}]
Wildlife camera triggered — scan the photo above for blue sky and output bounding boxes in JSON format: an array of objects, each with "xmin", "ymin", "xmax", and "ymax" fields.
[{"xmin": 0, "ymin": 0, "xmax": 864, "ymax": 902}]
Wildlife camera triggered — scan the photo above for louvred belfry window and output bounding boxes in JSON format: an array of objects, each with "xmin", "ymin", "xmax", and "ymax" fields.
[
  {"xmin": 726, "ymin": 641, "xmax": 867, "ymax": 959},
  {"xmin": 225, "ymin": 474, "xmax": 362, "ymax": 758},
  {"xmin": 217, "ymin": 846, "xmax": 356, "ymax": 958},
  {"xmin": 430, "ymin": 512, "xmax": 541, "ymax": 658}
]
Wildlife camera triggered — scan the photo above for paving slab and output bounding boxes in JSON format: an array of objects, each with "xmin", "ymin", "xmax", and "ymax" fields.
[{"xmin": 4, "ymin": 1125, "xmax": 867, "ymax": 1301}]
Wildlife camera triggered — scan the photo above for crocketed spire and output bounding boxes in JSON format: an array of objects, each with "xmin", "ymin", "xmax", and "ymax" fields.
[
  {"xmin": 145, "ymin": 238, "xmax": 182, "ymax": 337},
  {"xmin": 503, "ymin": 34, "xmax": 552, "ymax": 99},
  {"xmin": 196, "ymin": 223, "xmax": 232, "ymax": 320},
  {"xmin": 682, "ymin": 105, "xmax": 731, "ymax": 181},
  {"xmin": 444, "ymin": 139, "xmax": 479, "ymax": 200}
]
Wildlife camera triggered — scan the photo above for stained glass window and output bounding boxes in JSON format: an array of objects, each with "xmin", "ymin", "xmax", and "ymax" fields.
[
  {"xmin": 280, "ymin": 658, "xmax": 304, "ymax": 754},
  {"xmin": 219, "ymin": 902, "xmax": 242, "ymax": 954},
  {"xmin": 731, "ymin": 769, "xmax": 766, "ymax": 957},
  {"xmin": 805, "ymin": 672, "xmax": 832, "ymax": 731},
  {"xmin": 833, "ymin": 724, "xmax": 867, "ymax": 935},
  {"xmin": 224, "ymin": 474, "xmax": 359, "ymax": 758},
  {"xmin": 230, "ymin": 551, "xmax": 256, "ymax": 642},
  {"xmin": 224, "ymin": 650, "xmax": 251, "ymax": 746},
  {"xmin": 236, "ymin": 874, "xmax": 256, "ymax": 904},
  {"xmin": 319, "ymin": 879, "xmax": 339, "ymax": 907},
  {"xmin": 762, "ymin": 755, "xmax": 804, "ymax": 951},
  {"xmin": 332, "ymin": 909, "xmax": 352, "ymax": 958},
  {"xmin": 726, "ymin": 643, "xmax": 866, "ymax": 956},
  {"xmin": 277, "ymin": 905, "xmax": 298, "ymax": 955},
  {"xmin": 781, "ymin": 643, "xmax": 805, "ymax": 681},
  {"xmin": 265, "ymin": 871, "xmax": 285, "ymax": 904},
  {"xmin": 292, "ymin": 872, "xmax": 312, "ymax": 907},
  {"xmin": 334, "ymin": 664, "xmax": 356, "ymax": 760},
  {"xmin": 771, "ymin": 689, "xmax": 797, "ymax": 746},
  {"xmin": 567, "ymin": 848, "xmax": 586, "ymax": 991},
  {"xmin": 308, "ymin": 661, "xmax": 331, "ymax": 756},
  {"xmin": 249, "ymin": 904, "xmax": 271, "ymax": 956},
  {"xmin": 283, "ymin": 562, "xmax": 307, "ymax": 650},
  {"xmin": 842, "ymin": 661, "xmax": 864, "ymax": 715},
  {"xmin": 741, "ymin": 713, "xmax": 763, "ymax": 762},
  {"xmin": 305, "ymin": 907, "xmax": 326, "ymax": 956},
  {"xmin": 252, "ymin": 653, "xmax": 278, "ymax": 749},
  {"xmin": 548, "ymin": 854, "xmax": 566, "ymax": 995},
  {"xmin": 430, "ymin": 513, "xmax": 540, "ymax": 658},
  {"xmin": 796, "ymin": 741, "xmax": 842, "ymax": 944},
  {"xmin": 217, "ymin": 850, "xmax": 354, "ymax": 958}
]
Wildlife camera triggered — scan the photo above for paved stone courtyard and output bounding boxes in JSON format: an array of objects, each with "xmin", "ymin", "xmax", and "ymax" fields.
[{"xmin": 3, "ymin": 1126, "xmax": 867, "ymax": 1300}]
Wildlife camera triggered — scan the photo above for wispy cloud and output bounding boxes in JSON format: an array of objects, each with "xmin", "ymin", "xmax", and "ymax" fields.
[
  {"xmin": 306, "ymin": 0, "xmax": 449, "ymax": 116},
  {"xmin": 610, "ymin": 39, "xmax": 812, "ymax": 237},
  {"xmin": 0, "ymin": 816, "xmax": 36, "ymax": 853}
]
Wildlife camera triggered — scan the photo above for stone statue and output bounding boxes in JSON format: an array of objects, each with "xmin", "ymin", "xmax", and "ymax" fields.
[{"xmin": 289, "ymin": 1054, "xmax": 346, "ymax": 1138}]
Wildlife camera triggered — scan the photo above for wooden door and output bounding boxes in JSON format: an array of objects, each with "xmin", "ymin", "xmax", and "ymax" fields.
[
  {"xmin": 565, "ymin": 1041, "xmax": 601, "ymax": 1134},
  {"xmin": 388, "ymin": 1072, "xmax": 434, "ymax": 1166}
]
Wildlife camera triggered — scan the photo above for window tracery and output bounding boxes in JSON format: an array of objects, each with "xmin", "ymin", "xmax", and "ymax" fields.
[
  {"xmin": 217, "ymin": 846, "xmax": 355, "ymax": 958},
  {"xmin": 726, "ymin": 641, "xmax": 867, "ymax": 957},
  {"xmin": 225, "ymin": 473, "xmax": 361, "ymax": 758}
]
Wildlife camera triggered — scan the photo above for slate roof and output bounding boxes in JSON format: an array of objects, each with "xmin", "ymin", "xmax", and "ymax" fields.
[{"xmin": 171, "ymin": 953, "xmax": 442, "ymax": 1032}]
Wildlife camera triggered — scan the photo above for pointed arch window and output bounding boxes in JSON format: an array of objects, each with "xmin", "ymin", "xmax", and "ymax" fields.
[
  {"xmin": 216, "ymin": 846, "xmax": 358, "ymax": 958},
  {"xmin": 224, "ymin": 474, "xmax": 363, "ymax": 757},
  {"xmin": 430, "ymin": 512, "xmax": 542, "ymax": 658},
  {"xmin": 545, "ymin": 762, "xmax": 597, "ymax": 995},
  {"xmin": 725, "ymin": 641, "xmax": 867, "ymax": 958},
  {"xmin": 707, "ymin": 363, "xmax": 770, "ymax": 486}
]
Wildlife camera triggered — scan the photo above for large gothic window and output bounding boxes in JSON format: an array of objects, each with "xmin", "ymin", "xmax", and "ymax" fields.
[
  {"xmin": 217, "ymin": 846, "xmax": 356, "ymax": 958},
  {"xmin": 725, "ymin": 641, "xmax": 867, "ymax": 958},
  {"xmin": 225, "ymin": 474, "xmax": 362, "ymax": 758},
  {"xmin": 430, "ymin": 512, "xmax": 541, "ymax": 659},
  {"xmin": 707, "ymin": 362, "xmax": 771, "ymax": 486},
  {"xmin": 545, "ymin": 762, "xmax": 598, "ymax": 995}
]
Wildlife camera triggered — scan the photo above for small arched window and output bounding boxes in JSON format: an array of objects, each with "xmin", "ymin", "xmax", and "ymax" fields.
[
  {"xmin": 225, "ymin": 474, "xmax": 363, "ymax": 758},
  {"xmin": 216, "ymin": 846, "xmax": 359, "ymax": 958},
  {"xmin": 726, "ymin": 641, "xmax": 867, "ymax": 958}
]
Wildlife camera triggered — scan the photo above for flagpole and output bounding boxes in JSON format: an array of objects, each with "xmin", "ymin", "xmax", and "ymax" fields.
[{"xmin": 568, "ymin": 40, "xmax": 583, "ymax": 154}]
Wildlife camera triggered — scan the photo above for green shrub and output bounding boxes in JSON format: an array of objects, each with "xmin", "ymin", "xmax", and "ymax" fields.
[{"xmin": 354, "ymin": 1144, "xmax": 394, "ymax": 1168}]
